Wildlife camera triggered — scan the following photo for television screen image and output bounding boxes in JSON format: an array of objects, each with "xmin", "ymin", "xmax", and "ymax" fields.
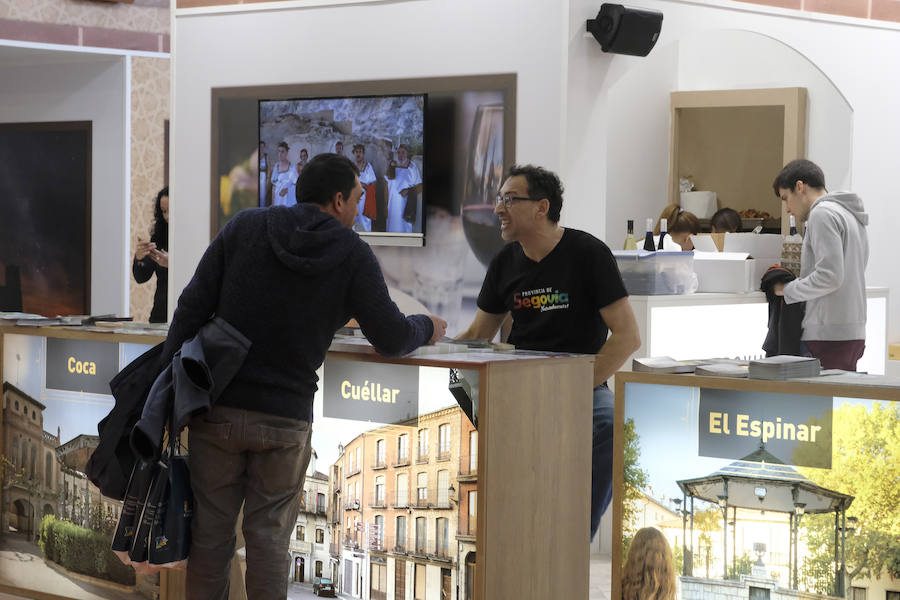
[
  {"xmin": 212, "ymin": 76, "xmax": 515, "ymax": 332},
  {"xmin": 259, "ymin": 95, "xmax": 426, "ymax": 244}
]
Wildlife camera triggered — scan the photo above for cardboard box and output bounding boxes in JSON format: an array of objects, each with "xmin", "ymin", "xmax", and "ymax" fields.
[
  {"xmin": 693, "ymin": 252, "xmax": 757, "ymax": 293},
  {"xmin": 691, "ymin": 233, "xmax": 782, "ymax": 291},
  {"xmin": 723, "ymin": 233, "xmax": 782, "ymax": 284}
]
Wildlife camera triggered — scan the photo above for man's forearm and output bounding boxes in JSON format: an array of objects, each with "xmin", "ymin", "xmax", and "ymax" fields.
[
  {"xmin": 456, "ymin": 310, "xmax": 506, "ymax": 341},
  {"xmin": 593, "ymin": 333, "xmax": 640, "ymax": 387}
]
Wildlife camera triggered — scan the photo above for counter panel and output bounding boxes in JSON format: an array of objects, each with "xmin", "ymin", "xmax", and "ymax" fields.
[
  {"xmin": 612, "ymin": 371, "xmax": 900, "ymax": 600},
  {"xmin": 1, "ymin": 326, "xmax": 595, "ymax": 600}
]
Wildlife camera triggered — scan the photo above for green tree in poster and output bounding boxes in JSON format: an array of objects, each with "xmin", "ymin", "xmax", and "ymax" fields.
[
  {"xmin": 797, "ymin": 401, "xmax": 900, "ymax": 591},
  {"xmin": 692, "ymin": 507, "xmax": 723, "ymax": 578},
  {"xmin": 622, "ymin": 417, "xmax": 649, "ymax": 558}
]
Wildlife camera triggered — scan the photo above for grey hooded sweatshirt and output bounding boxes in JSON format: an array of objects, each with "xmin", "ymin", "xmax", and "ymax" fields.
[{"xmin": 783, "ymin": 192, "xmax": 869, "ymax": 341}]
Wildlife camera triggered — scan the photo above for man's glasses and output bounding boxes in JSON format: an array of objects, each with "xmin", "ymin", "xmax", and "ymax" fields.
[{"xmin": 495, "ymin": 194, "xmax": 539, "ymax": 209}]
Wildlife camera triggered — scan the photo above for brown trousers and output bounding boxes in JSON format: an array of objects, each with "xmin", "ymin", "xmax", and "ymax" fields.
[{"xmin": 186, "ymin": 405, "xmax": 312, "ymax": 600}]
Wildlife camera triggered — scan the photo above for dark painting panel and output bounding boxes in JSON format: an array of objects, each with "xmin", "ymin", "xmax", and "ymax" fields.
[{"xmin": 0, "ymin": 122, "xmax": 91, "ymax": 316}]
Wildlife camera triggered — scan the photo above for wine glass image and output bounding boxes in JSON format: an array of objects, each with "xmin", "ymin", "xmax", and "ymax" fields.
[{"xmin": 461, "ymin": 104, "xmax": 505, "ymax": 267}]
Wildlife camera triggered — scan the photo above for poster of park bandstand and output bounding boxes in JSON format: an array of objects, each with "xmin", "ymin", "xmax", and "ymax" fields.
[{"xmin": 619, "ymin": 382, "xmax": 900, "ymax": 600}]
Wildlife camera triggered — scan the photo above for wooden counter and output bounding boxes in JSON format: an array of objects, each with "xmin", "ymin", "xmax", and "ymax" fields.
[{"xmin": 1, "ymin": 325, "xmax": 595, "ymax": 600}]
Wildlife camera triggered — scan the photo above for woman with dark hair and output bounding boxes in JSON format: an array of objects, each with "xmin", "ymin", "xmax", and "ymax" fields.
[
  {"xmin": 133, "ymin": 187, "xmax": 169, "ymax": 323},
  {"xmin": 710, "ymin": 207, "xmax": 742, "ymax": 233},
  {"xmin": 621, "ymin": 527, "xmax": 677, "ymax": 600}
]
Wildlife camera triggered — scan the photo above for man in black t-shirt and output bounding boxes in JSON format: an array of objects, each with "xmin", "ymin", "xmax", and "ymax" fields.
[{"xmin": 458, "ymin": 164, "xmax": 641, "ymax": 540}]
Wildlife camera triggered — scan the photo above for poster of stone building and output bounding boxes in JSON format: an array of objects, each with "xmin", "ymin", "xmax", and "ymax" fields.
[{"xmin": 1, "ymin": 333, "xmax": 154, "ymax": 599}]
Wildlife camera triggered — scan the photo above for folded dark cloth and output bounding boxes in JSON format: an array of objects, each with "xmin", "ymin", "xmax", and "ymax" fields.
[
  {"xmin": 760, "ymin": 265, "xmax": 805, "ymax": 357},
  {"xmin": 87, "ymin": 343, "xmax": 165, "ymax": 500},
  {"xmin": 131, "ymin": 317, "xmax": 251, "ymax": 462}
]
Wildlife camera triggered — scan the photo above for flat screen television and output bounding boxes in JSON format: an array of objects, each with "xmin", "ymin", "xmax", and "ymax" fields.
[{"xmin": 258, "ymin": 94, "xmax": 426, "ymax": 246}]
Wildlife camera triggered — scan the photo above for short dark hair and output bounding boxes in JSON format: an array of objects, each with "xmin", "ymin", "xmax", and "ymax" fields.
[
  {"xmin": 278, "ymin": 141, "xmax": 289, "ymax": 151},
  {"xmin": 507, "ymin": 164, "xmax": 564, "ymax": 223},
  {"xmin": 710, "ymin": 207, "xmax": 742, "ymax": 233},
  {"xmin": 352, "ymin": 144, "xmax": 365, "ymax": 153},
  {"xmin": 772, "ymin": 159, "xmax": 826, "ymax": 197},
  {"xmin": 296, "ymin": 153, "xmax": 359, "ymax": 206}
]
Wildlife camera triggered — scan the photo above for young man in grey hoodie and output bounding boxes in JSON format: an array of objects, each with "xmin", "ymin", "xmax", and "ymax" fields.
[{"xmin": 772, "ymin": 159, "xmax": 869, "ymax": 370}]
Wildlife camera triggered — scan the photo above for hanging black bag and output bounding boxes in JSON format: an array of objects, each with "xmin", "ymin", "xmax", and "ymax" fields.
[
  {"xmin": 111, "ymin": 458, "xmax": 160, "ymax": 565},
  {"xmin": 128, "ymin": 456, "xmax": 169, "ymax": 564},
  {"xmin": 148, "ymin": 438, "xmax": 193, "ymax": 568}
]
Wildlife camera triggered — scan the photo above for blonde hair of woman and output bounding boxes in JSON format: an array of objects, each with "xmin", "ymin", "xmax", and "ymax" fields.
[{"xmin": 621, "ymin": 527, "xmax": 677, "ymax": 600}]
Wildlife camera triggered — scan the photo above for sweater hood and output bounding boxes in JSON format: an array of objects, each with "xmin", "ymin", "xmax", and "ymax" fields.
[
  {"xmin": 816, "ymin": 192, "xmax": 869, "ymax": 226},
  {"xmin": 266, "ymin": 204, "xmax": 358, "ymax": 275}
]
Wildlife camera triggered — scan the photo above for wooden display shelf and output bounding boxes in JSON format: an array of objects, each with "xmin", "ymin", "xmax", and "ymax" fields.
[{"xmin": 669, "ymin": 87, "xmax": 807, "ymax": 236}]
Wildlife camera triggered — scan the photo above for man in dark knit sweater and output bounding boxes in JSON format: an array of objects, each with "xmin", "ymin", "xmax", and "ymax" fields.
[{"xmin": 163, "ymin": 153, "xmax": 446, "ymax": 600}]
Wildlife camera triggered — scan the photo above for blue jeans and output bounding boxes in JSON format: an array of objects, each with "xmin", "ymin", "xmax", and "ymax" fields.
[{"xmin": 591, "ymin": 383, "xmax": 614, "ymax": 539}]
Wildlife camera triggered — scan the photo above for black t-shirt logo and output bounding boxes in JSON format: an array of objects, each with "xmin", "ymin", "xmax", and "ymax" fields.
[{"xmin": 512, "ymin": 288, "xmax": 570, "ymax": 312}]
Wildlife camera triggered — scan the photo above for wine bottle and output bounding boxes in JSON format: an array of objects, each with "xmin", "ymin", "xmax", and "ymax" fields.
[
  {"xmin": 657, "ymin": 218, "xmax": 668, "ymax": 250},
  {"xmin": 787, "ymin": 215, "xmax": 801, "ymax": 240},
  {"xmin": 643, "ymin": 218, "xmax": 655, "ymax": 251},
  {"xmin": 781, "ymin": 215, "xmax": 803, "ymax": 274},
  {"xmin": 623, "ymin": 219, "xmax": 637, "ymax": 250}
]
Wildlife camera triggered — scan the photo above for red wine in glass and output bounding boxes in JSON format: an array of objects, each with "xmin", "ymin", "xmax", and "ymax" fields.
[
  {"xmin": 462, "ymin": 204, "xmax": 505, "ymax": 266},
  {"xmin": 462, "ymin": 104, "xmax": 505, "ymax": 266}
]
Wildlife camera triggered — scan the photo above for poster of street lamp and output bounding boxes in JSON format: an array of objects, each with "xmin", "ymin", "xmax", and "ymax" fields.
[
  {"xmin": 614, "ymin": 382, "xmax": 900, "ymax": 600},
  {"xmin": 1, "ymin": 333, "xmax": 153, "ymax": 599}
]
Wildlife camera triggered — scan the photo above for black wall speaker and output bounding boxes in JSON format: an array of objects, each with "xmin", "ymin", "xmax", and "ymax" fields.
[{"xmin": 586, "ymin": 3, "xmax": 663, "ymax": 57}]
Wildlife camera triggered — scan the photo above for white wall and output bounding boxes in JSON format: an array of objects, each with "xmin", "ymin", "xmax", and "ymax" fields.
[
  {"xmin": 677, "ymin": 30, "xmax": 853, "ymax": 192},
  {"xmin": 0, "ymin": 53, "xmax": 129, "ymax": 316},
  {"xmin": 171, "ymin": 0, "xmax": 570, "ymax": 307},
  {"xmin": 174, "ymin": 0, "xmax": 899, "ymax": 341},
  {"xmin": 599, "ymin": 28, "xmax": 854, "ymax": 253},
  {"xmin": 567, "ymin": 0, "xmax": 900, "ymax": 342}
]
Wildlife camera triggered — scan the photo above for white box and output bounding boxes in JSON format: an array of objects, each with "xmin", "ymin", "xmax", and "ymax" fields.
[
  {"xmin": 721, "ymin": 233, "xmax": 783, "ymax": 288},
  {"xmin": 693, "ymin": 252, "xmax": 757, "ymax": 293},
  {"xmin": 722, "ymin": 232, "xmax": 781, "ymax": 259},
  {"xmin": 680, "ymin": 191, "xmax": 717, "ymax": 218}
]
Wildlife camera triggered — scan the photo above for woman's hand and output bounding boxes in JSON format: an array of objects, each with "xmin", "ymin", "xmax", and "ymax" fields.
[
  {"xmin": 135, "ymin": 238, "xmax": 155, "ymax": 261},
  {"xmin": 279, "ymin": 187, "xmax": 288, "ymax": 197},
  {"xmin": 149, "ymin": 247, "xmax": 169, "ymax": 268}
]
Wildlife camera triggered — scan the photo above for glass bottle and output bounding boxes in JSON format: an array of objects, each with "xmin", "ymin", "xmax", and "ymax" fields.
[
  {"xmin": 643, "ymin": 218, "xmax": 655, "ymax": 251},
  {"xmin": 623, "ymin": 219, "xmax": 637, "ymax": 250}
]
